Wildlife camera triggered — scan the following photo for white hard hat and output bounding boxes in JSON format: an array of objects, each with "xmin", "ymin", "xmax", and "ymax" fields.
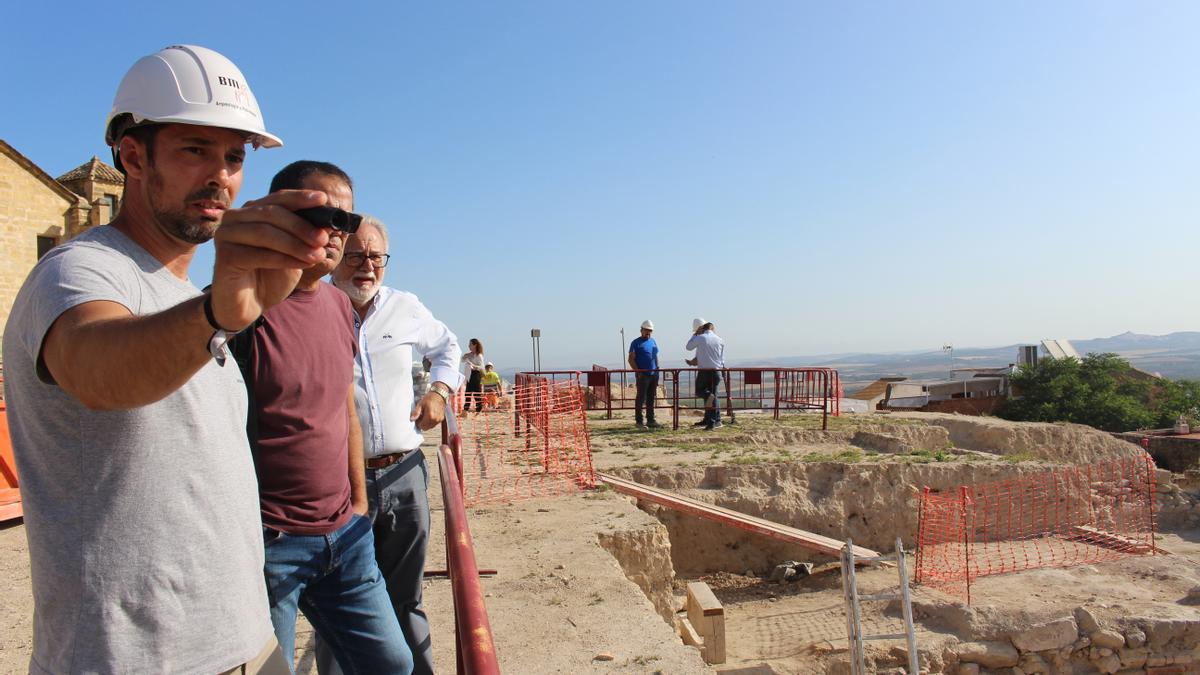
[
  {"xmin": 692, "ymin": 317, "xmax": 708, "ymax": 331},
  {"xmin": 105, "ymin": 45, "xmax": 283, "ymax": 152},
  {"xmin": 641, "ymin": 320, "xmax": 654, "ymax": 330}
]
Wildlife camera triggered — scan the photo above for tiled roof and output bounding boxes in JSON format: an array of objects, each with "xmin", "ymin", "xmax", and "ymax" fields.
[{"xmin": 56, "ymin": 156, "xmax": 124, "ymax": 185}]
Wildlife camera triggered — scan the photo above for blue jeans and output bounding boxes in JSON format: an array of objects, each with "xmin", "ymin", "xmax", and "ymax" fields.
[
  {"xmin": 264, "ymin": 514, "xmax": 413, "ymax": 674},
  {"xmin": 316, "ymin": 451, "xmax": 432, "ymax": 675}
]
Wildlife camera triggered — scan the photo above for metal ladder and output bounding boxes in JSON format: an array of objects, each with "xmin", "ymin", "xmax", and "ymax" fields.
[{"xmin": 840, "ymin": 537, "xmax": 920, "ymax": 674}]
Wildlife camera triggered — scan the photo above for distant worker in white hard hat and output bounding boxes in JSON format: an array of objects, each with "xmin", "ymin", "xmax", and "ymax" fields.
[
  {"xmin": 686, "ymin": 317, "xmax": 727, "ymax": 430},
  {"xmin": 628, "ymin": 320, "xmax": 661, "ymax": 429},
  {"xmin": 2, "ymin": 45, "xmax": 325, "ymax": 673}
]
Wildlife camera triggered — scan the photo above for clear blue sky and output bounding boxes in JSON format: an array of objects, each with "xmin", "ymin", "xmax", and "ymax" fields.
[{"xmin": 4, "ymin": 2, "xmax": 1198, "ymax": 372}]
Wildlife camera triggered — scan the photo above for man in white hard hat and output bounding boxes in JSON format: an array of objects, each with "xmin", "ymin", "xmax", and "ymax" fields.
[
  {"xmin": 686, "ymin": 318, "xmax": 727, "ymax": 430},
  {"xmin": 2, "ymin": 45, "xmax": 322, "ymax": 673},
  {"xmin": 328, "ymin": 215, "xmax": 462, "ymax": 675},
  {"xmin": 627, "ymin": 320, "xmax": 661, "ymax": 429}
]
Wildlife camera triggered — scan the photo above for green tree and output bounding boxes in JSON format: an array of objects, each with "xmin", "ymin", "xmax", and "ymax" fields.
[{"xmin": 998, "ymin": 352, "xmax": 1191, "ymax": 432}]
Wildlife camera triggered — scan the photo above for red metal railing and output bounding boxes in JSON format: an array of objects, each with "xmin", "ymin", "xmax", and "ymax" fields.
[
  {"xmin": 915, "ymin": 452, "xmax": 1158, "ymax": 603},
  {"xmin": 437, "ymin": 435, "xmax": 500, "ymax": 674},
  {"xmin": 521, "ymin": 367, "xmax": 840, "ymax": 430}
]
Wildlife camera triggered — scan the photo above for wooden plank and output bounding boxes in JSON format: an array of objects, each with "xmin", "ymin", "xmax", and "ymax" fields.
[
  {"xmin": 685, "ymin": 582, "xmax": 726, "ymax": 665},
  {"xmin": 686, "ymin": 581, "xmax": 723, "ymax": 616},
  {"xmin": 677, "ymin": 616, "xmax": 703, "ymax": 647},
  {"xmin": 1069, "ymin": 525, "xmax": 1156, "ymax": 554},
  {"xmin": 598, "ymin": 473, "xmax": 884, "ymax": 561}
]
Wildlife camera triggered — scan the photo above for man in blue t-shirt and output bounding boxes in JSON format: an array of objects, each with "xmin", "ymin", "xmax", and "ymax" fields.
[{"xmin": 627, "ymin": 320, "xmax": 661, "ymax": 429}]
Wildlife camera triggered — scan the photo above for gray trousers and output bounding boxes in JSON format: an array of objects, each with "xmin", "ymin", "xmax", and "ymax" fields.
[{"xmin": 316, "ymin": 450, "xmax": 433, "ymax": 675}]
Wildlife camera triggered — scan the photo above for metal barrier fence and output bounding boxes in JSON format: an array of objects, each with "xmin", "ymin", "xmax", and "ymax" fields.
[
  {"xmin": 915, "ymin": 453, "xmax": 1158, "ymax": 603},
  {"xmin": 523, "ymin": 367, "xmax": 841, "ymax": 430},
  {"xmin": 437, "ymin": 439, "xmax": 500, "ymax": 674},
  {"xmin": 451, "ymin": 373, "xmax": 595, "ymax": 506}
]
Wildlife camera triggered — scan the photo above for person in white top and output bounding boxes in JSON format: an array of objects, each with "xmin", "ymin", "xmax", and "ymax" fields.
[
  {"xmin": 686, "ymin": 317, "xmax": 727, "ymax": 430},
  {"xmin": 329, "ymin": 216, "xmax": 462, "ymax": 675},
  {"xmin": 461, "ymin": 338, "xmax": 486, "ymax": 414}
]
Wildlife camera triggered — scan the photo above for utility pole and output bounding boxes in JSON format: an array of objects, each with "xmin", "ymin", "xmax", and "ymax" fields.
[
  {"xmin": 942, "ymin": 344, "xmax": 954, "ymax": 379},
  {"xmin": 531, "ymin": 328, "xmax": 542, "ymax": 372},
  {"xmin": 620, "ymin": 327, "xmax": 626, "ymax": 390}
]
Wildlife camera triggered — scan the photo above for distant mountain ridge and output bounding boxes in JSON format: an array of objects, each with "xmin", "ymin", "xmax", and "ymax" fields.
[{"xmin": 740, "ymin": 332, "xmax": 1200, "ymax": 387}]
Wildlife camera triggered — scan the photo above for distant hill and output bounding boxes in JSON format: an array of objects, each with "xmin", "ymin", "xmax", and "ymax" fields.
[{"xmin": 740, "ymin": 332, "xmax": 1200, "ymax": 389}]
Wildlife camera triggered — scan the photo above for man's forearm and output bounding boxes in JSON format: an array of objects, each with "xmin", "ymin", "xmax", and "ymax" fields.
[
  {"xmin": 345, "ymin": 388, "xmax": 368, "ymax": 514},
  {"xmin": 42, "ymin": 295, "xmax": 219, "ymax": 410}
]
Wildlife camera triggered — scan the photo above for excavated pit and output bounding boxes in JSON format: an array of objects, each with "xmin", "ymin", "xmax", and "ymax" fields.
[{"xmin": 593, "ymin": 413, "xmax": 1200, "ymax": 673}]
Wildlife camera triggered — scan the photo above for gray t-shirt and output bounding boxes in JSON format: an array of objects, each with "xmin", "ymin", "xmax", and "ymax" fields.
[{"xmin": 2, "ymin": 226, "xmax": 273, "ymax": 674}]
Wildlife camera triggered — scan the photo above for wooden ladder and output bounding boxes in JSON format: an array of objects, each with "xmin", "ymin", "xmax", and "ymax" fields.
[{"xmin": 840, "ymin": 537, "xmax": 919, "ymax": 674}]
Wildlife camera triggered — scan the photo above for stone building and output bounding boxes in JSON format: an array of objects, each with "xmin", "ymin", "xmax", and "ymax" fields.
[{"xmin": 0, "ymin": 139, "xmax": 123, "ymax": 355}]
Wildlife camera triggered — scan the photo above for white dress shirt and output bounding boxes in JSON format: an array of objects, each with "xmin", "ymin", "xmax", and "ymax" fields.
[
  {"xmin": 461, "ymin": 352, "xmax": 484, "ymax": 377},
  {"xmin": 352, "ymin": 286, "xmax": 464, "ymax": 457},
  {"xmin": 686, "ymin": 330, "xmax": 726, "ymax": 369}
]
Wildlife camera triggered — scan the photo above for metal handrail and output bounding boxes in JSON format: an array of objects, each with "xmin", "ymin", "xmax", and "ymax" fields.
[
  {"xmin": 517, "ymin": 366, "xmax": 840, "ymax": 429},
  {"xmin": 437, "ymin": 437, "xmax": 500, "ymax": 674}
]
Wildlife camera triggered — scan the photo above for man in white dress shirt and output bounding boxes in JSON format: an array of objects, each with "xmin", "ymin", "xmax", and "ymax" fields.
[
  {"xmin": 328, "ymin": 216, "xmax": 462, "ymax": 674},
  {"xmin": 686, "ymin": 317, "xmax": 727, "ymax": 430}
]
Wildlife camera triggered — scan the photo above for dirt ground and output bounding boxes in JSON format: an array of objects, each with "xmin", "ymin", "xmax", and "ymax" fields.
[
  {"xmin": 4, "ymin": 411, "xmax": 1200, "ymax": 673},
  {"xmin": 0, "ymin": 438, "xmax": 707, "ymax": 674}
]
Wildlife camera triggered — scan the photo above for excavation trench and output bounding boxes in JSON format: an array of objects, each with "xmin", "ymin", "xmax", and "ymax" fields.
[{"xmin": 592, "ymin": 414, "xmax": 1200, "ymax": 673}]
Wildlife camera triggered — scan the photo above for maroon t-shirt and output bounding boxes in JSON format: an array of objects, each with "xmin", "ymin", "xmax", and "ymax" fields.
[{"xmin": 248, "ymin": 282, "xmax": 358, "ymax": 535}]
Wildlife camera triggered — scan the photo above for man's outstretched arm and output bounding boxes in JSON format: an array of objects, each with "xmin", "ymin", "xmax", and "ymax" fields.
[{"xmin": 42, "ymin": 191, "xmax": 328, "ymax": 410}]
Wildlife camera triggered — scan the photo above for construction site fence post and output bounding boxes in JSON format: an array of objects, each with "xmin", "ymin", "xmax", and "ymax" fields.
[
  {"xmin": 1147, "ymin": 452, "xmax": 1157, "ymax": 554},
  {"xmin": 822, "ymin": 369, "xmax": 829, "ymax": 430},
  {"xmin": 672, "ymin": 373, "xmax": 680, "ymax": 430},
  {"xmin": 960, "ymin": 485, "xmax": 971, "ymax": 605},
  {"xmin": 773, "ymin": 370, "xmax": 781, "ymax": 421},
  {"xmin": 723, "ymin": 369, "xmax": 734, "ymax": 424},
  {"xmin": 605, "ymin": 371, "xmax": 613, "ymax": 420},
  {"xmin": 914, "ymin": 487, "xmax": 928, "ymax": 585}
]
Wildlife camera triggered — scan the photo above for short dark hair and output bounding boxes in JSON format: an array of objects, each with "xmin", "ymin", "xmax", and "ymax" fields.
[
  {"xmin": 112, "ymin": 120, "xmax": 162, "ymax": 173},
  {"xmin": 269, "ymin": 160, "xmax": 353, "ymax": 193}
]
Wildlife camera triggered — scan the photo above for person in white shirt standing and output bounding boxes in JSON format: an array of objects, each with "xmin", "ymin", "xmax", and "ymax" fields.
[
  {"xmin": 461, "ymin": 338, "xmax": 486, "ymax": 414},
  {"xmin": 329, "ymin": 216, "xmax": 462, "ymax": 675},
  {"xmin": 686, "ymin": 317, "xmax": 727, "ymax": 430}
]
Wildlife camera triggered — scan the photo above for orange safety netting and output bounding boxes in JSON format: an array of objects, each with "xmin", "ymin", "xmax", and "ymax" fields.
[
  {"xmin": 452, "ymin": 374, "xmax": 596, "ymax": 506},
  {"xmin": 915, "ymin": 453, "xmax": 1158, "ymax": 602}
]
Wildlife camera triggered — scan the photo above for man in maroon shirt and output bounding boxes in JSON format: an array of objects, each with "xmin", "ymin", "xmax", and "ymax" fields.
[{"xmin": 233, "ymin": 161, "xmax": 412, "ymax": 674}]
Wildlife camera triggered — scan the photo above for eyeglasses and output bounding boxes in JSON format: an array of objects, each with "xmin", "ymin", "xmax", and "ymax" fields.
[{"xmin": 343, "ymin": 252, "xmax": 391, "ymax": 268}]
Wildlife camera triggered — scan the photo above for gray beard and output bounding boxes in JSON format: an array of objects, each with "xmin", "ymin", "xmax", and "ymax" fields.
[{"xmin": 334, "ymin": 278, "xmax": 378, "ymax": 307}]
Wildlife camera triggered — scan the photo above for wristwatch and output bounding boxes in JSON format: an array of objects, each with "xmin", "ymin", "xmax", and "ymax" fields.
[
  {"xmin": 430, "ymin": 381, "xmax": 452, "ymax": 403},
  {"xmin": 203, "ymin": 294, "xmax": 231, "ymax": 366},
  {"xmin": 208, "ymin": 330, "xmax": 230, "ymax": 367}
]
